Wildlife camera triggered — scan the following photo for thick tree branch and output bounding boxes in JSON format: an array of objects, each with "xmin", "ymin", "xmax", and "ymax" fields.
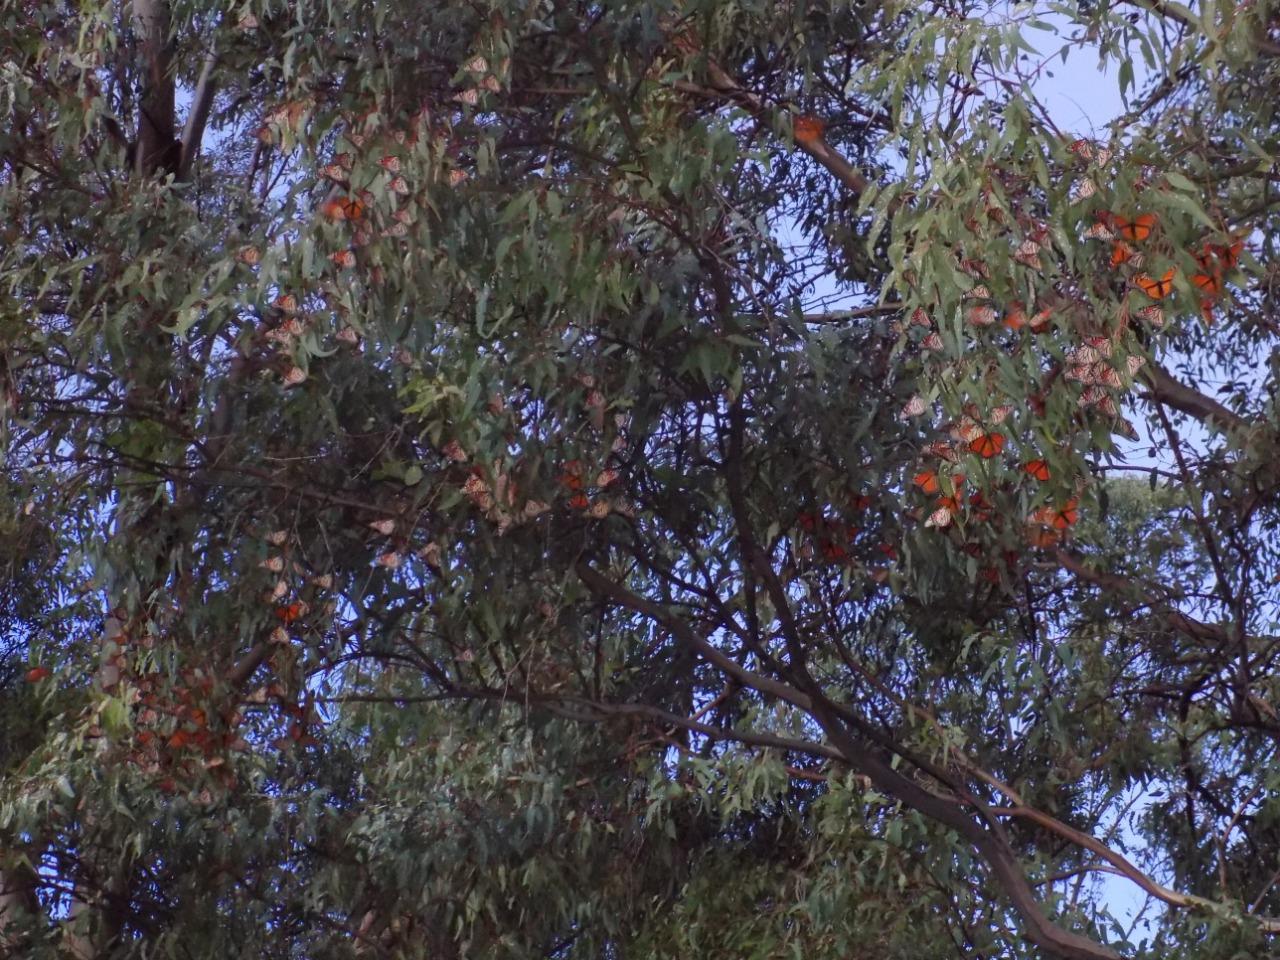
[
  {"xmin": 132, "ymin": 0, "xmax": 177, "ymax": 177},
  {"xmin": 1141, "ymin": 363, "xmax": 1250, "ymax": 434},
  {"xmin": 178, "ymin": 48, "xmax": 218, "ymax": 181},
  {"xmin": 1055, "ymin": 549, "xmax": 1232, "ymax": 646}
]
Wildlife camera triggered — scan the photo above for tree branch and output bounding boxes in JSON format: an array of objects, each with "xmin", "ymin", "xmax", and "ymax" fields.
[
  {"xmin": 178, "ymin": 47, "xmax": 218, "ymax": 181},
  {"xmin": 1141, "ymin": 362, "xmax": 1250, "ymax": 434}
]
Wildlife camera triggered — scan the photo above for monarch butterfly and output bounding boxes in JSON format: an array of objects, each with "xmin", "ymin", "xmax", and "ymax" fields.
[
  {"xmin": 1065, "ymin": 344, "xmax": 1101, "ymax": 366},
  {"xmin": 568, "ymin": 492, "xmax": 590, "ymax": 510},
  {"xmin": 924, "ymin": 505, "xmax": 953, "ymax": 529},
  {"xmin": 793, "ymin": 115, "xmax": 825, "ymax": 143},
  {"xmin": 1134, "ymin": 268, "xmax": 1176, "ymax": 300},
  {"xmin": 949, "ymin": 420, "xmax": 984, "ymax": 445},
  {"xmin": 1052, "ymin": 498, "xmax": 1080, "ymax": 528},
  {"xmin": 1110, "ymin": 241, "xmax": 1140, "ymax": 269},
  {"xmin": 1135, "ymin": 305, "xmax": 1165, "ymax": 328},
  {"xmin": 921, "ymin": 332, "xmax": 944, "ymax": 352},
  {"xmin": 273, "ymin": 293, "xmax": 298, "ymax": 313},
  {"xmin": 1084, "ymin": 221, "xmax": 1115, "ymax": 241},
  {"xmin": 1198, "ymin": 237, "xmax": 1243, "ymax": 271},
  {"xmin": 379, "ymin": 155, "xmax": 401, "ymax": 174},
  {"xmin": 923, "ymin": 441, "xmax": 960, "ymax": 463},
  {"xmin": 275, "ymin": 601, "xmax": 306, "ymax": 624},
  {"xmin": 331, "ymin": 249, "xmax": 356, "ymax": 269},
  {"xmin": 966, "ymin": 305, "xmax": 997, "ymax": 327},
  {"xmin": 1114, "ymin": 213, "xmax": 1157, "ymax": 241},
  {"xmin": 1192, "ymin": 272, "xmax": 1222, "ymax": 296},
  {"xmin": 913, "ymin": 470, "xmax": 941, "ymax": 495},
  {"xmin": 1084, "ymin": 335, "xmax": 1114, "ymax": 358},
  {"xmin": 1023, "ymin": 459, "xmax": 1050, "ymax": 481},
  {"xmin": 1067, "ymin": 138, "xmax": 1095, "ymax": 160},
  {"xmin": 936, "ymin": 494, "xmax": 964, "ymax": 517},
  {"xmin": 1078, "ymin": 385, "xmax": 1108, "ymax": 407},
  {"xmin": 1014, "ymin": 238, "xmax": 1041, "ymax": 269},
  {"xmin": 1004, "ymin": 303, "xmax": 1027, "ymax": 331},
  {"xmin": 1065, "ymin": 363, "xmax": 1093, "ymax": 384},
  {"xmin": 900, "ymin": 396, "xmax": 926, "ymax": 419},
  {"xmin": 1029, "ymin": 498, "xmax": 1079, "ymax": 533},
  {"xmin": 1071, "ymin": 178, "xmax": 1097, "ymax": 202},
  {"xmin": 1092, "ymin": 363, "xmax": 1123, "ymax": 389},
  {"xmin": 968, "ymin": 432, "xmax": 1005, "ymax": 459},
  {"xmin": 968, "ymin": 490, "xmax": 994, "ymax": 521},
  {"xmin": 1026, "ymin": 526, "xmax": 1063, "ymax": 549},
  {"xmin": 821, "ymin": 541, "xmax": 849, "ymax": 562},
  {"xmin": 1216, "ymin": 237, "xmax": 1244, "ymax": 267},
  {"xmin": 1029, "ymin": 308, "xmax": 1053, "ymax": 334}
]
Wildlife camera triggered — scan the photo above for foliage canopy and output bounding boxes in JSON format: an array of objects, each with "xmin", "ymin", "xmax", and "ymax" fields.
[{"xmin": 3, "ymin": 1, "xmax": 1280, "ymax": 958}]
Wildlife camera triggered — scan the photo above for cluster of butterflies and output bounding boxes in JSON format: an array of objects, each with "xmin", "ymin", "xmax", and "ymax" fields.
[
  {"xmin": 911, "ymin": 458, "xmax": 1081, "ymax": 554},
  {"xmin": 1086, "ymin": 209, "xmax": 1244, "ymax": 325},
  {"xmin": 794, "ymin": 494, "xmax": 874, "ymax": 564}
]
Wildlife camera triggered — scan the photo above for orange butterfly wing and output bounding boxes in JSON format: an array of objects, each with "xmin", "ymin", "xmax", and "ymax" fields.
[
  {"xmin": 1023, "ymin": 459, "xmax": 1050, "ymax": 482},
  {"xmin": 1110, "ymin": 242, "xmax": 1136, "ymax": 268},
  {"xmin": 968, "ymin": 433, "xmax": 1005, "ymax": 459},
  {"xmin": 1192, "ymin": 272, "xmax": 1222, "ymax": 295},
  {"xmin": 275, "ymin": 602, "xmax": 303, "ymax": 624},
  {"xmin": 1116, "ymin": 213, "xmax": 1156, "ymax": 241},
  {"xmin": 1134, "ymin": 268, "xmax": 1175, "ymax": 300},
  {"xmin": 913, "ymin": 470, "xmax": 940, "ymax": 495},
  {"xmin": 1053, "ymin": 498, "xmax": 1080, "ymax": 529}
]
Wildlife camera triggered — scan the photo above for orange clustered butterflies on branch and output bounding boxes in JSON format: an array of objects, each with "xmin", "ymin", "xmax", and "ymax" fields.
[
  {"xmin": 1084, "ymin": 202, "xmax": 1245, "ymax": 325},
  {"xmin": 889, "ymin": 140, "xmax": 1247, "ymax": 585},
  {"xmin": 790, "ymin": 492, "xmax": 890, "ymax": 575}
]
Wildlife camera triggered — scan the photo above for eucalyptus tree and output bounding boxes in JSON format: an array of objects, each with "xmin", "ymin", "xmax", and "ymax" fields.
[{"xmin": 2, "ymin": 0, "xmax": 1280, "ymax": 958}]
